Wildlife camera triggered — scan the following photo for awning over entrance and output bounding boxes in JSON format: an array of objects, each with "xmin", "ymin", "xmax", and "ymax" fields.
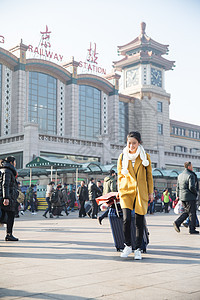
[
  {"xmin": 25, "ymin": 156, "xmax": 83, "ymax": 186},
  {"xmin": 26, "ymin": 156, "xmax": 82, "ymax": 169}
]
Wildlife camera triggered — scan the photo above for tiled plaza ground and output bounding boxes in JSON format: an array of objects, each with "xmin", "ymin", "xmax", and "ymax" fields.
[{"xmin": 0, "ymin": 209, "xmax": 200, "ymax": 300}]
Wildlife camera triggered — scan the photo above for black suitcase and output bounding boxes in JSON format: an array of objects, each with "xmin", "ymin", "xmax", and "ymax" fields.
[
  {"xmin": 84, "ymin": 201, "xmax": 92, "ymax": 215},
  {"xmin": 108, "ymin": 208, "xmax": 149, "ymax": 253},
  {"xmin": 52, "ymin": 206, "xmax": 62, "ymax": 216},
  {"xmin": 154, "ymin": 202, "xmax": 163, "ymax": 212}
]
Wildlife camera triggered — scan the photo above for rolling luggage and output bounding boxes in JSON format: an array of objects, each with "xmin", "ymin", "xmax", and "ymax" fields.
[
  {"xmin": 84, "ymin": 201, "xmax": 92, "ymax": 215},
  {"xmin": 154, "ymin": 202, "xmax": 163, "ymax": 212},
  {"xmin": 108, "ymin": 207, "xmax": 149, "ymax": 253},
  {"xmin": 52, "ymin": 206, "xmax": 62, "ymax": 216}
]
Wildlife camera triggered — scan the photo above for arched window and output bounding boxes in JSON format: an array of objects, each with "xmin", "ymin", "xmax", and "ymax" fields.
[
  {"xmin": 79, "ymin": 85, "xmax": 101, "ymax": 139},
  {"xmin": 28, "ymin": 72, "xmax": 57, "ymax": 134}
]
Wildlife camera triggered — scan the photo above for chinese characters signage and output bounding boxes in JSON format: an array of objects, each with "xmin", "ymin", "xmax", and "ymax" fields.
[
  {"xmin": 79, "ymin": 42, "xmax": 106, "ymax": 75},
  {"xmin": 27, "ymin": 25, "xmax": 63, "ymax": 63}
]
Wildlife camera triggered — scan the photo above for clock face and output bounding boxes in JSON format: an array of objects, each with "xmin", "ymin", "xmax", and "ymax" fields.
[
  {"xmin": 151, "ymin": 68, "xmax": 162, "ymax": 87},
  {"xmin": 126, "ymin": 68, "xmax": 139, "ymax": 88}
]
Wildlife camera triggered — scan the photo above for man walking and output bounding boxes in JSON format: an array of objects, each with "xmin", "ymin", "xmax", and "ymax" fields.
[
  {"xmin": 77, "ymin": 181, "xmax": 88, "ymax": 217},
  {"xmin": 173, "ymin": 161, "xmax": 199, "ymax": 234},
  {"xmin": 26, "ymin": 184, "xmax": 37, "ymax": 215},
  {"xmin": 88, "ymin": 178, "xmax": 102, "ymax": 219},
  {"xmin": 97, "ymin": 170, "xmax": 117, "ymax": 225}
]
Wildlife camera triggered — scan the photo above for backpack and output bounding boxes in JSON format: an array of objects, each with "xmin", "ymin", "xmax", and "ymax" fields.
[
  {"xmin": 51, "ymin": 190, "xmax": 59, "ymax": 203},
  {"xmin": 17, "ymin": 190, "xmax": 25, "ymax": 203}
]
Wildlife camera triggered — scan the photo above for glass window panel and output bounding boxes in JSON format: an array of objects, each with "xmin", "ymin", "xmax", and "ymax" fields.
[
  {"xmin": 79, "ymin": 85, "xmax": 101, "ymax": 139},
  {"xmin": 28, "ymin": 72, "xmax": 57, "ymax": 134},
  {"xmin": 38, "ymin": 73, "xmax": 47, "ymax": 86},
  {"xmin": 38, "ymin": 86, "xmax": 47, "ymax": 97},
  {"xmin": 31, "ymin": 72, "xmax": 37, "ymax": 79},
  {"xmin": 31, "ymin": 89, "xmax": 37, "ymax": 96}
]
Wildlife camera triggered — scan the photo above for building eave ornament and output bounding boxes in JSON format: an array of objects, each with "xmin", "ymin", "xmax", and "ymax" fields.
[{"xmin": 113, "ymin": 22, "xmax": 175, "ymax": 71}]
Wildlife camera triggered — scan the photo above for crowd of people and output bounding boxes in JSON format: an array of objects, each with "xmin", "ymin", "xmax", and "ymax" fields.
[{"xmin": 0, "ymin": 131, "xmax": 199, "ymax": 262}]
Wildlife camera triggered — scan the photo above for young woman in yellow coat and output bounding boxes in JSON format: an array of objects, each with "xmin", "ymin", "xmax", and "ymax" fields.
[{"xmin": 117, "ymin": 131, "xmax": 154, "ymax": 260}]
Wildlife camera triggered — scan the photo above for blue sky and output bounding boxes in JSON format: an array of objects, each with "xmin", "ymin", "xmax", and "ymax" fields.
[{"xmin": 1, "ymin": 0, "xmax": 200, "ymax": 125}]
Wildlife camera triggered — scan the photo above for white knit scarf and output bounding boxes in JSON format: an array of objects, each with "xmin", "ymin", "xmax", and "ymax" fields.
[{"xmin": 121, "ymin": 145, "xmax": 149, "ymax": 175}]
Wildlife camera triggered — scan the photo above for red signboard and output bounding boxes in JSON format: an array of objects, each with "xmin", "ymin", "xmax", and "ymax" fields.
[{"xmin": 27, "ymin": 25, "xmax": 63, "ymax": 63}]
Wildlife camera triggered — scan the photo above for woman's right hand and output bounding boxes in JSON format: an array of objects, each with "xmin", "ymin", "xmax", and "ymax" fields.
[{"xmin": 3, "ymin": 199, "xmax": 9, "ymax": 206}]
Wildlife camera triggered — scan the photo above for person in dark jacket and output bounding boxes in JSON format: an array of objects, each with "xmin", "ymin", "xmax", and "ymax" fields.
[
  {"xmin": 183, "ymin": 171, "xmax": 199, "ymax": 228},
  {"xmin": 26, "ymin": 184, "xmax": 37, "ymax": 215},
  {"xmin": 77, "ymin": 181, "xmax": 88, "ymax": 217},
  {"xmin": 68, "ymin": 188, "xmax": 76, "ymax": 212},
  {"xmin": 0, "ymin": 156, "xmax": 19, "ymax": 241},
  {"xmin": 173, "ymin": 161, "xmax": 199, "ymax": 234},
  {"xmin": 97, "ymin": 171, "xmax": 117, "ymax": 225},
  {"xmin": 61, "ymin": 184, "xmax": 69, "ymax": 216},
  {"xmin": 88, "ymin": 178, "xmax": 102, "ymax": 219},
  {"xmin": 52, "ymin": 184, "xmax": 64, "ymax": 218}
]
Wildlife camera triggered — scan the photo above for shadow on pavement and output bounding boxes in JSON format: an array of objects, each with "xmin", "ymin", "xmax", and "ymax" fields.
[{"xmin": 0, "ymin": 288, "xmax": 89, "ymax": 299}]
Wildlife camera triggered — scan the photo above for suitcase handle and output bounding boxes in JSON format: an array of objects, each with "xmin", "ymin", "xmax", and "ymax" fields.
[{"xmin": 114, "ymin": 199, "xmax": 120, "ymax": 218}]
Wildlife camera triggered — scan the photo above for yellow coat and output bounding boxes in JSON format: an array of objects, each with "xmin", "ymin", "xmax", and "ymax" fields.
[{"xmin": 117, "ymin": 153, "xmax": 154, "ymax": 215}]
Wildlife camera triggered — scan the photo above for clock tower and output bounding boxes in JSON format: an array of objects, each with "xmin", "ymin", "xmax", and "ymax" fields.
[{"xmin": 113, "ymin": 22, "xmax": 175, "ymax": 164}]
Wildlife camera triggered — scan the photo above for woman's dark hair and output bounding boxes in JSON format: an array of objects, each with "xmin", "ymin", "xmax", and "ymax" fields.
[
  {"xmin": 127, "ymin": 131, "xmax": 142, "ymax": 144},
  {"xmin": 4, "ymin": 156, "xmax": 16, "ymax": 164}
]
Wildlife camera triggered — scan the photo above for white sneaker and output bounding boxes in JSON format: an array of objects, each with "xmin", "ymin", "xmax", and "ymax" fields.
[
  {"xmin": 134, "ymin": 248, "xmax": 142, "ymax": 260},
  {"xmin": 120, "ymin": 244, "xmax": 132, "ymax": 258}
]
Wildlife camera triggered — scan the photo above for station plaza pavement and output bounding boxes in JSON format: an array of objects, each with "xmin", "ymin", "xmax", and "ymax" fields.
[{"xmin": 0, "ymin": 208, "xmax": 200, "ymax": 300}]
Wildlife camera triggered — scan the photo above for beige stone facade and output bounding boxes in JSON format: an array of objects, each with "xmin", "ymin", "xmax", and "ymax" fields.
[{"xmin": 0, "ymin": 24, "xmax": 200, "ymax": 177}]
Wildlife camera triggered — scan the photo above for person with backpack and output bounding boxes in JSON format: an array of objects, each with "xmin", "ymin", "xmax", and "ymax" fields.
[
  {"xmin": 88, "ymin": 178, "xmax": 102, "ymax": 219},
  {"xmin": 43, "ymin": 181, "xmax": 55, "ymax": 218},
  {"xmin": 0, "ymin": 156, "xmax": 19, "ymax": 241},
  {"xmin": 51, "ymin": 184, "xmax": 64, "ymax": 217},
  {"xmin": 97, "ymin": 171, "xmax": 117, "ymax": 225},
  {"xmin": 77, "ymin": 180, "xmax": 88, "ymax": 218},
  {"xmin": 118, "ymin": 131, "xmax": 153, "ymax": 260}
]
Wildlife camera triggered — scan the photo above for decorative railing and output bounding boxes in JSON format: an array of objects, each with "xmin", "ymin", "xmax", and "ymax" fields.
[
  {"xmin": 165, "ymin": 151, "xmax": 200, "ymax": 160},
  {"xmin": 0, "ymin": 134, "xmax": 24, "ymax": 144},
  {"xmin": 39, "ymin": 134, "xmax": 103, "ymax": 148}
]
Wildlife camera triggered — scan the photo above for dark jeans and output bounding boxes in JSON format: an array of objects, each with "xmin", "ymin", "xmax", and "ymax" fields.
[
  {"xmin": 148, "ymin": 201, "xmax": 154, "ymax": 214},
  {"xmin": 90, "ymin": 200, "xmax": 98, "ymax": 218},
  {"xmin": 79, "ymin": 200, "xmax": 86, "ymax": 217},
  {"xmin": 175, "ymin": 201, "xmax": 197, "ymax": 232},
  {"xmin": 122, "ymin": 208, "xmax": 144, "ymax": 250},
  {"xmin": 44, "ymin": 197, "xmax": 52, "ymax": 215},
  {"xmin": 1, "ymin": 210, "xmax": 15, "ymax": 234},
  {"xmin": 164, "ymin": 202, "xmax": 169, "ymax": 213},
  {"xmin": 30, "ymin": 200, "xmax": 36, "ymax": 213}
]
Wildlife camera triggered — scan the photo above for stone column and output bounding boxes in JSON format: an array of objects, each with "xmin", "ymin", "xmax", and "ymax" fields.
[{"xmin": 23, "ymin": 123, "xmax": 39, "ymax": 168}]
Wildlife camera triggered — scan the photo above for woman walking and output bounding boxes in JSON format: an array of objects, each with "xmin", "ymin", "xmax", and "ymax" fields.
[
  {"xmin": 118, "ymin": 131, "xmax": 153, "ymax": 260},
  {"xmin": 43, "ymin": 181, "xmax": 55, "ymax": 218},
  {"xmin": 0, "ymin": 156, "xmax": 19, "ymax": 241}
]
